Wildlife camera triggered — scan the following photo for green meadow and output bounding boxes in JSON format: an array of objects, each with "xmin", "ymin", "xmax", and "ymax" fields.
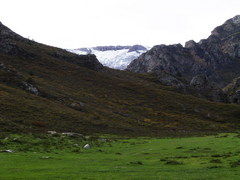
[{"xmin": 0, "ymin": 133, "xmax": 240, "ymax": 179}]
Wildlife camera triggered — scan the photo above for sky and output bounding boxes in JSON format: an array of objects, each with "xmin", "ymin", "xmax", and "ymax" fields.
[{"xmin": 0, "ymin": 0, "xmax": 239, "ymax": 49}]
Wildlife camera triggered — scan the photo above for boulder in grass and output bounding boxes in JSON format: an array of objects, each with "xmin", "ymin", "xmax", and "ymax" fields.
[
  {"xmin": 83, "ymin": 144, "xmax": 91, "ymax": 149},
  {"xmin": 47, "ymin": 131, "xmax": 57, "ymax": 135},
  {"xmin": 1, "ymin": 150, "xmax": 14, "ymax": 153},
  {"xmin": 62, "ymin": 132, "xmax": 84, "ymax": 138}
]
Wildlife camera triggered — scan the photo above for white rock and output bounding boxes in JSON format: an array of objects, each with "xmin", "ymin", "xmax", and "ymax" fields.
[
  {"xmin": 1, "ymin": 149, "xmax": 14, "ymax": 153},
  {"xmin": 62, "ymin": 132, "xmax": 84, "ymax": 138},
  {"xmin": 83, "ymin": 144, "xmax": 91, "ymax": 149},
  {"xmin": 40, "ymin": 156, "xmax": 51, "ymax": 159},
  {"xmin": 47, "ymin": 131, "xmax": 57, "ymax": 135}
]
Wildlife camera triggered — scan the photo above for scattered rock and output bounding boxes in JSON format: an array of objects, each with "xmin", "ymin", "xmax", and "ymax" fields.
[
  {"xmin": 47, "ymin": 131, "xmax": 57, "ymax": 135},
  {"xmin": 62, "ymin": 132, "xmax": 84, "ymax": 138},
  {"xmin": 21, "ymin": 81, "xmax": 39, "ymax": 95},
  {"xmin": 40, "ymin": 156, "xmax": 52, "ymax": 159},
  {"xmin": 69, "ymin": 102, "xmax": 85, "ymax": 111},
  {"xmin": 0, "ymin": 149, "xmax": 14, "ymax": 153}
]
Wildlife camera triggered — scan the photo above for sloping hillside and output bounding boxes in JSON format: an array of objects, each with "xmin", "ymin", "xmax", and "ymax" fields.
[{"xmin": 0, "ymin": 21, "xmax": 240, "ymax": 136}]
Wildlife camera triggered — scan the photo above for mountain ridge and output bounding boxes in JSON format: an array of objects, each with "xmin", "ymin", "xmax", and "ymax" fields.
[
  {"xmin": 1, "ymin": 18, "xmax": 240, "ymax": 136},
  {"xmin": 127, "ymin": 15, "xmax": 240, "ymax": 103}
]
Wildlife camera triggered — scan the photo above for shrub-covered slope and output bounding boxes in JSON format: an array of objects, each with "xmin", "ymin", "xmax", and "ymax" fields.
[{"xmin": 0, "ymin": 21, "xmax": 240, "ymax": 136}]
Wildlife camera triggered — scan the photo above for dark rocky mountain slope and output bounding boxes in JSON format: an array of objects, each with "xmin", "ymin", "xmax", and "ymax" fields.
[
  {"xmin": 127, "ymin": 15, "xmax": 240, "ymax": 103},
  {"xmin": 1, "ymin": 21, "xmax": 240, "ymax": 136}
]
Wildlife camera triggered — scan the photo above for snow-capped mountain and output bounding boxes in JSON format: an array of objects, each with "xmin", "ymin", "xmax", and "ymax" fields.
[{"xmin": 68, "ymin": 45, "xmax": 148, "ymax": 70}]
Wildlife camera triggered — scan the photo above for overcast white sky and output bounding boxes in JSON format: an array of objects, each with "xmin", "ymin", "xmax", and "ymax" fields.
[{"xmin": 0, "ymin": 0, "xmax": 239, "ymax": 49}]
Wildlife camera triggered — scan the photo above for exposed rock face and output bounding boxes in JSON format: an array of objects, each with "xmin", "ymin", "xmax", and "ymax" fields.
[
  {"xmin": 185, "ymin": 40, "xmax": 197, "ymax": 48},
  {"xmin": 69, "ymin": 102, "xmax": 85, "ymax": 111},
  {"xmin": 127, "ymin": 15, "xmax": 240, "ymax": 86},
  {"xmin": 21, "ymin": 82, "xmax": 39, "ymax": 95},
  {"xmin": 223, "ymin": 77, "xmax": 240, "ymax": 104},
  {"xmin": 230, "ymin": 91, "xmax": 240, "ymax": 104},
  {"xmin": 128, "ymin": 44, "xmax": 198, "ymax": 80},
  {"xmin": 155, "ymin": 72, "xmax": 227, "ymax": 102},
  {"xmin": 155, "ymin": 71, "xmax": 185, "ymax": 89},
  {"xmin": 211, "ymin": 15, "xmax": 240, "ymax": 39},
  {"xmin": 127, "ymin": 15, "xmax": 240, "ymax": 103},
  {"xmin": 189, "ymin": 75, "xmax": 227, "ymax": 103},
  {"xmin": 0, "ymin": 63, "xmax": 39, "ymax": 95}
]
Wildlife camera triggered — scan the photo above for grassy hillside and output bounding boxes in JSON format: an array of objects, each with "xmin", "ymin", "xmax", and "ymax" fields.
[{"xmin": 1, "ymin": 26, "xmax": 240, "ymax": 136}]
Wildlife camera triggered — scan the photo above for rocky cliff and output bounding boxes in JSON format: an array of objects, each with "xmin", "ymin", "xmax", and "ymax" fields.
[{"xmin": 127, "ymin": 15, "xmax": 240, "ymax": 102}]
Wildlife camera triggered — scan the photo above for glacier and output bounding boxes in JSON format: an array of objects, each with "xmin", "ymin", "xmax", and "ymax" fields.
[{"xmin": 68, "ymin": 45, "xmax": 148, "ymax": 70}]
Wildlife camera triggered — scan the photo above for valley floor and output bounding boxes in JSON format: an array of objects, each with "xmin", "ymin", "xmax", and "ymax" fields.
[{"xmin": 0, "ymin": 134, "xmax": 240, "ymax": 179}]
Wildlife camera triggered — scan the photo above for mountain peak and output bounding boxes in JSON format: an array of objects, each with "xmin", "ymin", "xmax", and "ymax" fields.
[
  {"xmin": 232, "ymin": 15, "xmax": 240, "ymax": 24},
  {"xmin": 211, "ymin": 15, "xmax": 240, "ymax": 39},
  {"xmin": 0, "ymin": 21, "xmax": 23, "ymax": 40},
  {"xmin": 128, "ymin": 15, "xmax": 240, "ymax": 92}
]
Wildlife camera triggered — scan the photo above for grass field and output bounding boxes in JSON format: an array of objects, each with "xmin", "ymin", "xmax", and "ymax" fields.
[{"xmin": 0, "ymin": 133, "xmax": 240, "ymax": 179}]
